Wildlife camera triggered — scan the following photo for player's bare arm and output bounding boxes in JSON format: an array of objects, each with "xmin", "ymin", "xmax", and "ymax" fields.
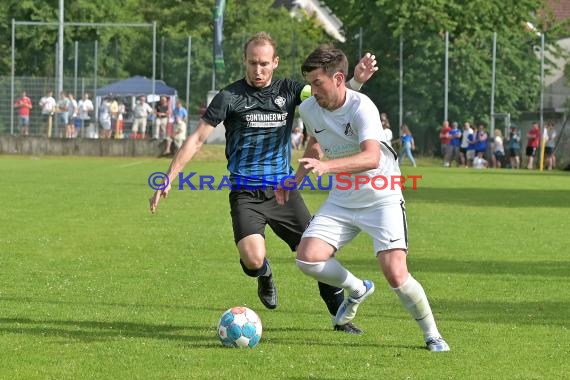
[{"xmin": 149, "ymin": 119, "xmax": 215, "ymax": 213}]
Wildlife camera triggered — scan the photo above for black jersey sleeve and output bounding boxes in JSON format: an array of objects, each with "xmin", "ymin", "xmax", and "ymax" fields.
[
  {"xmin": 202, "ymin": 89, "xmax": 233, "ymax": 128},
  {"xmin": 289, "ymin": 79, "xmax": 305, "ymax": 106}
]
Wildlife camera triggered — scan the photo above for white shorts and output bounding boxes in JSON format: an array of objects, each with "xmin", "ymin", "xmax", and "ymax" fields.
[
  {"xmin": 132, "ymin": 117, "xmax": 148, "ymax": 133},
  {"xmin": 303, "ymin": 198, "xmax": 408, "ymax": 255}
]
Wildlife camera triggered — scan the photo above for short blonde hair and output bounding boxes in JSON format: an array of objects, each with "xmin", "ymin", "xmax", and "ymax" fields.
[{"xmin": 244, "ymin": 32, "xmax": 277, "ymax": 58}]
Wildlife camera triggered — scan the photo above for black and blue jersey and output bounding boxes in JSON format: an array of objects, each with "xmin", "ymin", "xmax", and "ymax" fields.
[{"xmin": 202, "ymin": 78, "xmax": 304, "ymax": 187}]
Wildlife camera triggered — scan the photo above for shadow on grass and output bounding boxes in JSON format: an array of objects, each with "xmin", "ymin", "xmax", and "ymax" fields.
[
  {"xmin": 434, "ymin": 299, "xmax": 570, "ymax": 327},
  {"xmin": 0, "ymin": 315, "xmax": 401, "ymax": 349},
  {"xmin": 407, "ymin": 257, "xmax": 570, "ymax": 277},
  {"xmin": 404, "ymin": 188, "xmax": 570, "ymax": 208},
  {"xmin": 0, "ymin": 316, "xmax": 219, "ymax": 345}
]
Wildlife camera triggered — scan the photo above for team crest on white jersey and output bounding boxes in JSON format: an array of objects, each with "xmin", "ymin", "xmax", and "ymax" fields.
[
  {"xmin": 344, "ymin": 123, "xmax": 355, "ymax": 136},
  {"xmin": 274, "ymin": 96, "xmax": 286, "ymax": 108}
]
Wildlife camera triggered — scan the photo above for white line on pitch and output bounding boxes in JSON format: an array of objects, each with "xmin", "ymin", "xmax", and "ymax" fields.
[{"xmin": 119, "ymin": 161, "xmax": 146, "ymax": 168}]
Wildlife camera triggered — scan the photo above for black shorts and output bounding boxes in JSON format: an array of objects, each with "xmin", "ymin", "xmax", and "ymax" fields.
[
  {"xmin": 459, "ymin": 147, "xmax": 467, "ymax": 155},
  {"xmin": 545, "ymin": 147, "xmax": 554, "ymax": 156},
  {"xmin": 526, "ymin": 147, "xmax": 537, "ymax": 157},
  {"xmin": 229, "ymin": 188, "xmax": 310, "ymax": 250}
]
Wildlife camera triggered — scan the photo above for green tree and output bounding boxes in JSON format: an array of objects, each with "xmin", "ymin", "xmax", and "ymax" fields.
[
  {"xmin": 1, "ymin": 0, "xmax": 330, "ymax": 113},
  {"xmin": 1, "ymin": 0, "xmax": 145, "ymax": 78},
  {"xmin": 326, "ymin": 0, "xmax": 566, "ymax": 153}
]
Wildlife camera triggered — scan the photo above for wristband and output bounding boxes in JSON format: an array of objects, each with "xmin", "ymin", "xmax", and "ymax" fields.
[{"xmin": 349, "ymin": 78, "xmax": 363, "ymax": 91}]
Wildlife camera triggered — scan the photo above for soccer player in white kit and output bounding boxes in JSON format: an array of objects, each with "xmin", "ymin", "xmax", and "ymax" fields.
[{"xmin": 276, "ymin": 45, "xmax": 450, "ymax": 352}]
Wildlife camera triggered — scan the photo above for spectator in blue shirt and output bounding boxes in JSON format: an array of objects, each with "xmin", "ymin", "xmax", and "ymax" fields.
[
  {"xmin": 466, "ymin": 126, "xmax": 477, "ymax": 168},
  {"xmin": 475, "ymin": 124, "xmax": 488, "ymax": 160},
  {"xmin": 449, "ymin": 122, "xmax": 462, "ymax": 167},
  {"xmin": 399, "ymin": 124, "xmax": 417, "ymax": 167},
  {"xmin": 173, "ymin": 100, "xmax": 188, "ymax": 123}
]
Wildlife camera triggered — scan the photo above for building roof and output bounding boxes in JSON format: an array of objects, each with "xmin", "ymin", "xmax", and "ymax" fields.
[
  {"xmin": 275, "ymin": 0, "xmax": 345, "ymax": 42},
  {"xmin": 546, "ymin": 0, "xmax": 570, "ymax": 21},
  {"xmin": 95, "ymin": 76, "xmax": 177, "ymax": 97}
]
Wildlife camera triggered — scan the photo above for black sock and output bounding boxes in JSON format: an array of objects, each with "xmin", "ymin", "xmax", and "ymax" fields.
[
  {"xmin": 318, "ymin": 281, "xmax": 344, "ymax": 316},
  {"xmin": 240, "ymin": 258, "xmax": 272, "ymax": 278}
]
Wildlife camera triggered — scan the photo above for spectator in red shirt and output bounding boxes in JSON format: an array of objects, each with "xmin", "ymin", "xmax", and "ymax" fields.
[
  {"xmin": 439, "ymin": 120, "xmax": 452, "ymax": 167},
  {"xmin": 526, "ymin": 122, "xmax": 541, "ymax": 169},
  {"xmin": 14, "ymin": 91, "xmax": 33, "ymax": 136}
]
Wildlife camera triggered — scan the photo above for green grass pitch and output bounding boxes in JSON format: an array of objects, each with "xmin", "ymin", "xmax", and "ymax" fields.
[{"xmin": 1, "ymin": 149, "xmax": 569, "ymax": 379}]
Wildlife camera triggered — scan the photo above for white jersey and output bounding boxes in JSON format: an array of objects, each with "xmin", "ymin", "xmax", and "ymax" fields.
[
  {"xmin": 78, "ymin": 99, "xmax": 94, "ymax": 120},
  {"xmin": 39, "ymin": 96, "xmax": 56, "ymax": 115},
  {"xmin": 300, "ymin": 89, "xmax": 402, "ymax": 208}
]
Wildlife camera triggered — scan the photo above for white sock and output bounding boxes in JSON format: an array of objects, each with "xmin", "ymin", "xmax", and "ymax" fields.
[
  {"xmin": 296, "ymin": 258, "xmax": 365, "ymax": 298},
  {"xmin": 392, "ymin": 274, "xmax": 441, "ymax": 340}
]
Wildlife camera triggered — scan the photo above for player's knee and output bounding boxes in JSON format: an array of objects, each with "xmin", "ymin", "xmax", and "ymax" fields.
[
  {"xmin": 296, "ymin": 238, "xmax": 333, "ymax": 262},
  {"xmin": 295, "ymin": 259, "xmax": 324, "ymax": 278},
  {"xmin": 385, "ymin": 270, "xmax": 409, "ymax": 288},
  {"xmin": 239, "ymin": 257, "xmax": 266, "ymax": 276}
]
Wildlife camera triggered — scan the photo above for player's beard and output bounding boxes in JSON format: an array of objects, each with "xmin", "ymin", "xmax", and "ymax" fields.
[{"xmin": 315, "ymin": 94, "xmax": 338, "ymax": 111}]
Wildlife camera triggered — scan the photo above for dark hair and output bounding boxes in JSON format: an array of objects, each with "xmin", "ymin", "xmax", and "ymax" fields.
[
  {"xmin": 301, "ymin": 45, "xmax": 348, "ymax": 78},
  {"xmin": 243, "ymin": 32, "xmax": 277, "ymax": 59},
  {"xmin": 380, "ymin": 112, "xmax": 391, "ymax": 129}
]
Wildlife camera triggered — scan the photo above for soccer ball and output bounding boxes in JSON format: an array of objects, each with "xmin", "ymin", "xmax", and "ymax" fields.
[{"xmin": 217, "ymin": 307, "xmax": 262, "ymax": 348}]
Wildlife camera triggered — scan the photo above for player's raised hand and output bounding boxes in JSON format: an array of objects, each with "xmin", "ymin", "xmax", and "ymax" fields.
[{"xmin": 353, "ymin": 53, "xmax": 379, "ymax": 84}]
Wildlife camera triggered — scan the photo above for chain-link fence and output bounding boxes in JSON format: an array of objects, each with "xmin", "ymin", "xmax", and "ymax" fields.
[
  {"xmin": 3, "ymin": 29, "xmax": 569, "ymax": 166},
  {"xmin": 1, "ymin": 75, "xmax": 118, "ymax": 137}
]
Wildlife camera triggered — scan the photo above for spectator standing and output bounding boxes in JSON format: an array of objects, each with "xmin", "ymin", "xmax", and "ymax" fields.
[
  {"xmin": 466, "ymin": 127, "xmax": 478, "ymax": 168},
  {"xmin": 380, "ymin": 112, "xmax": 393, "ymax": 146},
  {"xmin": 291, "ymin": 127, "xmax": 303, "ymax": 150},
  {"xmin": 99, "ymin": 96, "xmax": 112, "ymax": 139},
  {"xmin": 153, "ymin": 96, "xmax": 170, "ymax": 140},
  {"xmin": 173, "ymin": 99, "xmax": 188, "ymax": 123},
  {"xmin": 77, "ymin": 93, "xmax": 94, "ymax": 138},
  {"xmin": 545, "ymin": 122, "xmax": 557, "ymax": 170},
  {"xmin": 507, "ymin": 126, "xmax": 521, "ymax": 169},
  {"xmin": 132, "ymin": 96, "xmax": 154, "ymax": 139},
  {"xmin": 14, "ymin": 91, "xmax": 32, "ymax": 136},
  {"xmin": 526, "ymin": 122, "xmax": 540, "ymax": 169},
  {"xmin": 66, "ymin": 93, "xmax": 78, "ymax": 138},
  {"xmin": 460, "ymin": 122, "xmax": 474, "ymax": 168},
  {"xmin": 449, "ymin": 122, "xmax": 462, "ymax": 167},
  {"xmin": 439, "ymin": 121, "xmax": 452, "ymax": 167},
  {"xmin": 475, "ymin": 124, "xmax": 488, "ymax": 162},
  {"xmin": 56, "ymin": 91, "xmax": 70, "ymax": 138},
  {"xmin": 110, "ymin": 96, "xmax": 119, "ymax": 134},
  {"xmin": 491, "ymin": 129, "xmax": 505, "ymax": 168},
  {"xmin": 39, "ymin": 90, "xmax": 56, "ymax": 137},
  {"xmin": 399, "ymin": 124, "xmax": 417, "ymax": 167}
]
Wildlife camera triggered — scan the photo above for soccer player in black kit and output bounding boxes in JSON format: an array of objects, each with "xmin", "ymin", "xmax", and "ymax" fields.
[{"xmin": 150, "ymin": 32, "xmax": 378, "ymax": 334}]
